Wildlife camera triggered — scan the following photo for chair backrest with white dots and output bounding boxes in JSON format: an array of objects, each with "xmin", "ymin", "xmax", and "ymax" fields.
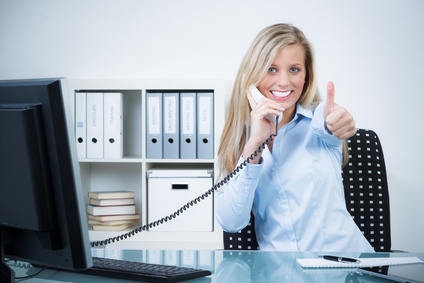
[
  {"xmin": 342, "ymin": 128, "xmax": 391, "ymax": 252},
  {"xmin": 223, "ymin": 212, "xmax": 259, "ymax": 250}
]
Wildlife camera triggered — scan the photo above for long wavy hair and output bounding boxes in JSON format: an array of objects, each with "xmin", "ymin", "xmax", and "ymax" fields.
[{"xmin": 218, "ymin": 23, "xmax": 348, "ymax": 176}]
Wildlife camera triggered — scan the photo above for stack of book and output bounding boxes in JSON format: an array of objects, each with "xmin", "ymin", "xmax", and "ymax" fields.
[{"xmin": 86, "ymin": 190, "xmax": 140, "ymax": 231}]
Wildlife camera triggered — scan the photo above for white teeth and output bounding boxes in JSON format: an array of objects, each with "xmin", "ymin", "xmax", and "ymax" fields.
[{"xmin": 271, "ymin": 90, "xmax": 291, "ymax": 97}]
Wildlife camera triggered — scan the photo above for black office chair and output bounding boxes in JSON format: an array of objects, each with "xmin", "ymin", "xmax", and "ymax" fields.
[
  {"xmin": 223, "ymin": 128, "xmax": 391, "ymax": 252},
  {"xmin": 223, "ymin": 212, "xmax": 259, "ymax": 250}
]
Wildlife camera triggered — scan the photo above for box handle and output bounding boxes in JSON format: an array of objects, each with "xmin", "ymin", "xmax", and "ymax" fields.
[{"xmin": 172, "ymin": 184, "xmax": 188, "ymax": 190}]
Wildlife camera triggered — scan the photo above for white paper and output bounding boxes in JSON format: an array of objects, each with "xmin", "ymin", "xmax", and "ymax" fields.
[{"xmin": 296, "ymin": 256, "xmax": 423, "ymax": 268}]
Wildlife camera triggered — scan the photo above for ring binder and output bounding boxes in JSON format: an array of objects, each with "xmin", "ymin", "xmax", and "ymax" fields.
[
  {"xmin": 104, "ymin": 92, "xmax": 123, "ymax": 158},
  {"xmin": 163, "ymin": 92, "xmax": 180, "ymax": 159},
  {"xmin": 197, "ymin": 92, "xmax": 213, "ymax": 159},
  {"xmin": 75, "ymin": 92, "xmax": 87, "ymax": 159},
  {"xmin": 180, "ymin": 92, "xmax": 196, "ymax": 159},
  {"xmin": 87, "ymin": 92, "xmax": 104, "ymax": 158},
  {"xmin": 146, "ymin": 92, "xmax": 163, "ymax": 159}
]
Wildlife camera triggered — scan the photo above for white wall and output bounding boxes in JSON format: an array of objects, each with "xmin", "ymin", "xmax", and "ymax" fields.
[{"xmin": 1, "ymin": 0, "xmax": 423, "ymax": 252}]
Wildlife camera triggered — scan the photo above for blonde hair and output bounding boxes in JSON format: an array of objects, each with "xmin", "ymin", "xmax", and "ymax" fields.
[{"xmin": 218, "ymin": 23, "xmax": 348, "ymax": 176}]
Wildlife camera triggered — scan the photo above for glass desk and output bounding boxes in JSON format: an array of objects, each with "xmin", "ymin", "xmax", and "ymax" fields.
[{"xmin": 8, "ymin": 249, "xmax": 424, "ymax": 282}]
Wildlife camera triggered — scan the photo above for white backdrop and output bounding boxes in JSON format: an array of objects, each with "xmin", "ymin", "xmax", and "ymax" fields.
[{"xmin": 1, "ymin": 0, "xmax": 423, "ymax": 252}]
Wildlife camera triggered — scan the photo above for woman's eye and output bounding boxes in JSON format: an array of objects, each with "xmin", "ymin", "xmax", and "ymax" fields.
[
  {"xmin": 290, "ymin": 67, "xmax": 300, "ymax": 72},
  {"xmin": 268, "ymin": 67, "xmax": 277, "ymax": 73}
]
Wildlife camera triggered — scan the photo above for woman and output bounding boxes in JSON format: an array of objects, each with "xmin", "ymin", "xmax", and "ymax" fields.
[{"xmin": 216, "ymin": 23, "xmax": 373, "ymax": 252}]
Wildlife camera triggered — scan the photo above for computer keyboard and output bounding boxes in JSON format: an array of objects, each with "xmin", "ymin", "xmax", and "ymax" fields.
[{"xmin": 79, "ymin": 256, "xmax": 212, "ymax": 282}]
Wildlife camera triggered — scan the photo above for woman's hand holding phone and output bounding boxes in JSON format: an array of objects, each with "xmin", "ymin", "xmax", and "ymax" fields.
[{"xmin": 244, "ymin": 87, "xmax": 284, "ymax": 163}]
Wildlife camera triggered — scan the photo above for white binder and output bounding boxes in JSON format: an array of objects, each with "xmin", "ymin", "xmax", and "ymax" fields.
[
  {"xmin": 86, "ymin": 92, "xmax": 104, "ymax": 158},
  {"xmin": 196, "ymin": 92, "xmax": 214, "ymax": 159},
  {"xmin": 104, "ymin": 92, "xmax": 123, "ymax": 158},
  {"xmin": 75, "ymin": 92, "xmax": 86, "ymax": 159},
  {"xmin": 163, "ymin": 92, "xmax": 179, "ymax": 159},
  {"xmin": 180, "ymin": 92, "xmax": 196, "ymax": 159},
  {"xmin": 146, "ymin": 92, "xmax": 163, "ymax": 159}
]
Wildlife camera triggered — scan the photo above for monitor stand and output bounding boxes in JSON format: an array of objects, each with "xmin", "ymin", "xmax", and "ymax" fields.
[{"xmin": 0, "ymin": 228, "xmax": 14, "ymax": 283}]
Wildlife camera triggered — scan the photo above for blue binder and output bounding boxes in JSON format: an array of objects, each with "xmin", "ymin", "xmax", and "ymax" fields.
[
  {"xmin": 146, "ymin": 92, "xmax": 163, "ymax": 159},
  {"xmin": 163, "ymin": 92, "xmax": 179, "ymax": 159},
  {"xmin": 196, "ymin": 92, "xmax": 214, "ymax": 159},
  {"xmin": 180, "ymin": 92, "xmax": 196, "ymax": 159}
]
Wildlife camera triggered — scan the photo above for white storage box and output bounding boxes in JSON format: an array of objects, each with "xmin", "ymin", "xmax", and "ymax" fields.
[{"xmin": 147, "ymin": 169, "xmax": 213, "ymax": 232}]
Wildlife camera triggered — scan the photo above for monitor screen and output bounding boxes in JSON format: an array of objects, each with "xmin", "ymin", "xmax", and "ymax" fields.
[{"xmin": 0, "ymin": 78, "xmax": 92, "ymax": 282}]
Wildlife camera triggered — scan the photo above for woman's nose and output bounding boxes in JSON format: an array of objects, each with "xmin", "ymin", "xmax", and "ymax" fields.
[{"xmin": 277, "ymin": 72, "xmax": 290, "ymax": 88}]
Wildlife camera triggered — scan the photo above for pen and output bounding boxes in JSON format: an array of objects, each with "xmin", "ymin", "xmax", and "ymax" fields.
[{"xmin": 321, "ymin": 255, "xmax": 361, "ymax": 263}]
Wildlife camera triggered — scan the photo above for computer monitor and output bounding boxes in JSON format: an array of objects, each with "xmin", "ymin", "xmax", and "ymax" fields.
[{"xmin": 0, "ymin": 78, "xmax": 92, "ymax": 282}]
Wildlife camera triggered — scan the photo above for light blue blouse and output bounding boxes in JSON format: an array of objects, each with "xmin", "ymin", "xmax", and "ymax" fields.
[{"xmin": 216, "ymin": 102, "xmax": 374, "ymax": 252}]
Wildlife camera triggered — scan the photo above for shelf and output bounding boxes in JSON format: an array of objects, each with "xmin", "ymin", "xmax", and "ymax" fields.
[
  {"xmin": 79, "ymin": 156, "xmax": 143, "ymax": 163},
  {"xmin": 68, "ymin": 79, "xmax": 229, "ymax": 250}
]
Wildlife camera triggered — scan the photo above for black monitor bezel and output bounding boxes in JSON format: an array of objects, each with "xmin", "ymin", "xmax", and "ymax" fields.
[{"xmin": 0, "ymin": 78, "xmax": 92, "ymax": 274}]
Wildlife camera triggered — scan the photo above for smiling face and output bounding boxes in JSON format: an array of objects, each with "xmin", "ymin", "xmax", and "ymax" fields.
[{"xmin": 257, "ymin": 43, "xmax": 306, "ymax": 122}]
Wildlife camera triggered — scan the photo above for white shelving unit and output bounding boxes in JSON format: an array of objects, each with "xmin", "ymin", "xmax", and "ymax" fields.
[{"xmin": 67, "ymin": 79, "xmax": 230, "ymax": 250}]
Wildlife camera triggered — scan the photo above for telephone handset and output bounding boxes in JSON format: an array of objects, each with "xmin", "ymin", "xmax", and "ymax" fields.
[{"xmin": 249, "ymin": 85, "xmax": 283, "ymax": 125}]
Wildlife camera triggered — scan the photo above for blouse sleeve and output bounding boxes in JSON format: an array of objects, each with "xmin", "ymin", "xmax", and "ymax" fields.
[{"xmin": 215, "ymin": 155, "xmax": 263, "ymax": 233}]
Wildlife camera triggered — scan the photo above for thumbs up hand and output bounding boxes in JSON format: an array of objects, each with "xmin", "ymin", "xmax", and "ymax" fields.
[{"xmin": 324, "ymin": 81, "xmax": 357, "ymax": 140}]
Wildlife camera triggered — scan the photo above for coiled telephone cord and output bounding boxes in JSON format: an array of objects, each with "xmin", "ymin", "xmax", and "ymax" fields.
[{"xmin": 91, "ymin": 119, "xmax": 279, "ymax": 247}]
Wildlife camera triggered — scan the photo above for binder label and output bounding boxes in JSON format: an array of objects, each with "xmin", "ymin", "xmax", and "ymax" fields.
[
  {"xmin": 90, "ymin": 104, "xmax": 98, "ymax": 127},
  {"xmin": 182, "ymin": 96, "xmax": 194, "ymax": 135},
  {"xmin": 198, "ymin": 96, "xmax": 211, "ymax": 135},
  {"xmin": 106, "ymin": 104, "xmax": 115, "ymax": 127},
  {"xmin": 148, "ymin": 96, "xmax": 161, "ymax": 135},
  {"xmin": 164, "ymin": 96, "xmax": 177, "ymax": 134}
]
